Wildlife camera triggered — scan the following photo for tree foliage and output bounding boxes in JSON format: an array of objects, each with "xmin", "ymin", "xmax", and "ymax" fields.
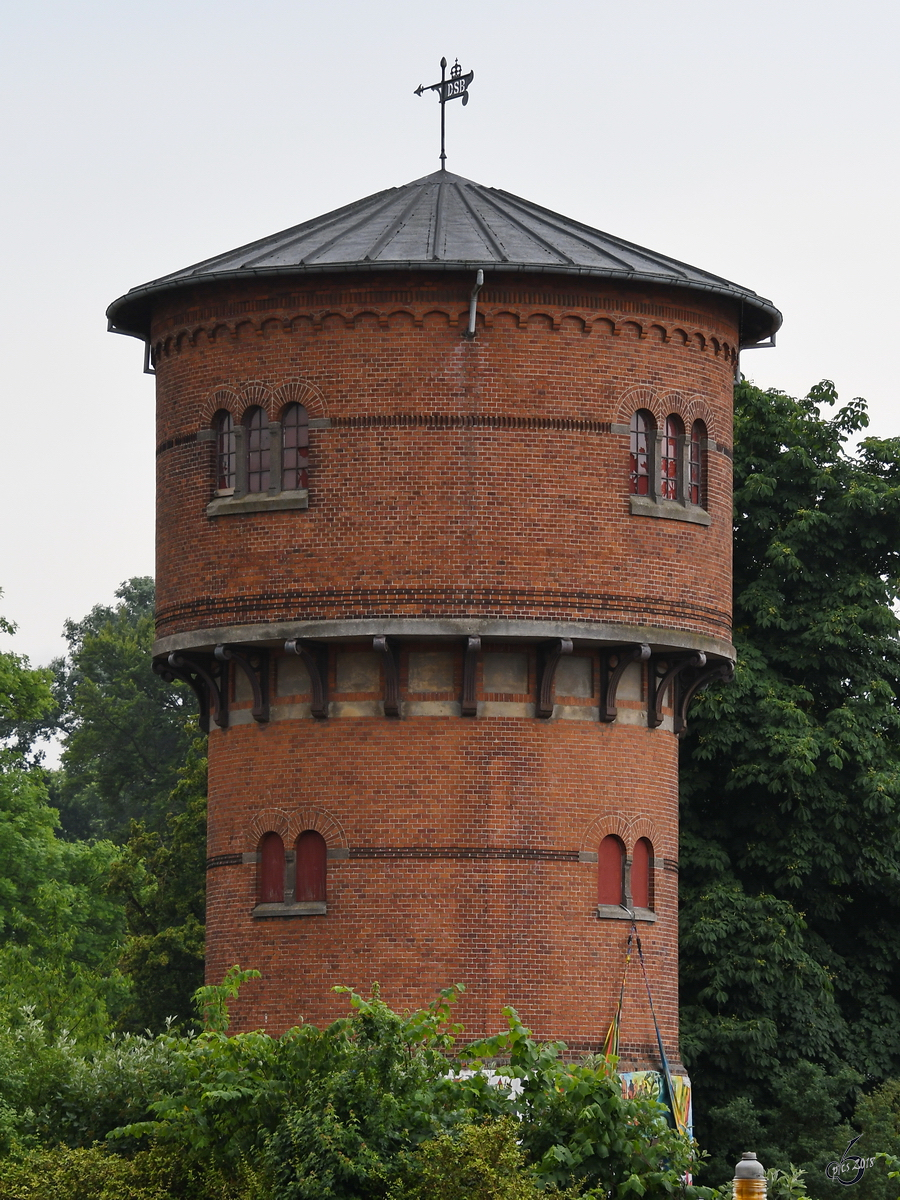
[
  {"xmin": 680, "ymin": 380, "xmax": 900, "ymax": 1189},
  {"xmin": 50, "ymin": 578, "xmax": 196, "ymax": 840}
]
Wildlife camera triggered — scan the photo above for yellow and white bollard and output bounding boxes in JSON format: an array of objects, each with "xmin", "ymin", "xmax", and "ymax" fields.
[{"xmin": 734, "ymin": 1152, "xmax": 766, "ymax": 1200}]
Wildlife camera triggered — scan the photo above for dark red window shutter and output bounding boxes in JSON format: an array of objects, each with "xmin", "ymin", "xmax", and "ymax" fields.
[
  {"xmin": 259, "ymin": 832, "xmax": 285, "ymax": 903},
  {"xmin": 296, "ymin": 830, "xmax": 327, "ymax": 903},
  {"xmin": 598, "ymin": 835, "xmax": 625, "ymax": 905},
  {"xmin": 632, "ymin": 838, "xmax": 653, "ymax": 909}
]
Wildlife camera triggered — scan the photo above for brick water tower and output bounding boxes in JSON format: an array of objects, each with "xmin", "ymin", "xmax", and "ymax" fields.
[{"xmin": 107, "ymin": 167, "xmax": 779, "ymax": 1070}]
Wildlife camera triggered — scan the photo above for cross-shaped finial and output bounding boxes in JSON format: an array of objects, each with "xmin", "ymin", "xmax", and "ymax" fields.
[{"xmin": 414, "ymin": 57, "xmax": 474, "ymax": 170}]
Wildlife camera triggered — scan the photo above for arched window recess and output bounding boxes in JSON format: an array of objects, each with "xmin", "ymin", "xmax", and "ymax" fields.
[
  {"xmin": 595, "ymin": 834, "xmax": 657, "ymax": 923},
  {"xmin": 253, "ymin": 826, "xmax": 329, "ymax": 917},
  {"xmin": 206, "ymin": 401, "xmax": 312, "ymax": 518},
  {"xmin": 628, "ymin": 408, "xmax": 711, "ymax": 528}
]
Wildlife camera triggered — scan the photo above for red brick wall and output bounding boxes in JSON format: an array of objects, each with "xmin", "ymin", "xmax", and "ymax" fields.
[
  {"xmin": 151, "ymin": 272, "xmax": 736, "ymax": 646},
  {"xmin": 149, "ymin": 269, "xmax": 738, "ymax": 1065},
  {"xmin": 206, "ymin": 702, "xmax": 681, "ymax": 1065}
]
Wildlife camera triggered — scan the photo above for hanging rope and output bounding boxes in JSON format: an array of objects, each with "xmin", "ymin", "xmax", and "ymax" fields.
[{"xmin": 603, "ymin": 920, "xmax": 684, "ymax": 1134}]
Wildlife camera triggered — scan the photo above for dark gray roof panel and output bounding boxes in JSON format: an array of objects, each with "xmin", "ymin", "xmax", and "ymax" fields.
[{"xmin": 107, "ymin": 170, "xmax": 781, "ymax": 344}]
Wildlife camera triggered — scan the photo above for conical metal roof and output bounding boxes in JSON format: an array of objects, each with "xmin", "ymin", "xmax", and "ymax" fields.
[{"xmin": 107, "ymin": 170, "xmax": 780, "ymax": 345}]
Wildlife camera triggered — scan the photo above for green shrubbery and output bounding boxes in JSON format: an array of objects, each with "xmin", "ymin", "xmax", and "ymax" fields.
[{"xmin": 0, "ymin": 981, "xmax": 712, "ymax": 1199}]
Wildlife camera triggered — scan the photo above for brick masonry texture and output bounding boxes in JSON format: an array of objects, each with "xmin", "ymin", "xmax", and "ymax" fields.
[{"xmin": 149, "ymin": 267, "xmax": 738, "ymax": 1067}]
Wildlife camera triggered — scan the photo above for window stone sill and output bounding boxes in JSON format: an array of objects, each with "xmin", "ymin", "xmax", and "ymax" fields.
[
  {"xmin": 252, "ymin": 901, "xmax": 327, "ymax": 918},
  {"xmin": 595, "ymin": 905, "xmax": 656, "ymax": 922},
  {"xmin": 207, "ymin": 490, "xmax": 309, "ymax": 517},
  {"xmin": 629, "ymin": 495, "xmax": 711, "ymax": 526}
]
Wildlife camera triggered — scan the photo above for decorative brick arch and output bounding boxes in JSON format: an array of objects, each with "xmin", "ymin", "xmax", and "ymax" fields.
[
  {"xmin": 273, "ymin": 380, "xmax": 328, "ymax": 420},
  {"xmin": 248, "ymin": 807, "xmax": 291, "ymax": 845},
  {"xmin": 580, "ymin": 813, "xmax": 630, "ymax": 851},
  {"xmin": 580, "ymin": 812, "xmax": 659, "ymax": 853},
  {"xmin": 201, "ymin": 387, "xmax": 239, "ymax": 424},
  {"xmin": 615, "ymin": 385, "xmax": 661, "ymax": 426},
  {"xmin": 287, "ymin": 806, "xmax": 347, "ymax": 848},
  {"xmin": 626, "ymin": 815, "xmax": 659, "ymax": 847},
  {"xmin": 238, "ymin": 381, "xmax": 274, "ymax": 420}
]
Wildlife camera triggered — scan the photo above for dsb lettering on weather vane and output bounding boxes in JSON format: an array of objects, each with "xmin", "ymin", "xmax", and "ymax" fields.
[{"xmin": 414, "ymin": 57, "xmax": 474, "ymax": 170}]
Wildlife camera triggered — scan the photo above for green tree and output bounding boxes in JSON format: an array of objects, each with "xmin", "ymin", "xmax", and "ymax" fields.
[
  {"xmin": 0, "ymin": 603, "xmax": 127, "ymax": 1040},
  {"xmin": 50, "ymin": 578, "xmax": 196, "ymax": 840},
  {"xmin": 680, "ymin": 380, "xmax": 900, "ymax": 1188},
  {"xmin": 107, "ymin": 737, "xmax": 207, "ymax": 1033}
]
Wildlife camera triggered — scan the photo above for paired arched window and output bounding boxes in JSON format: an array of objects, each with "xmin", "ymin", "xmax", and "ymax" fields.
[
  {"xmin": 215, "ymin": 410, "xmax": 236, "ymax": 492},
  {"xmin": 689, "ymin": 420, "xmax": 707, "ymax": 507},
  {"xmin": 245, "ymin": 407, "xmax": 271, "ymax": 494},
  {"xmin": 597, "ymin": 835, "xmax": 655, "ymax": 912},
  {"xmin": 629, "ymin": 411, "xmax": 655, "ymax": 496},
  {"xmin": 628, "ymin": 410, "xmax": 709, "ymax": 512},
  {"xmin": 259, "ymin": 832, "xmax": 285, "ymax": 904},
  {"xmin": 257, "ymin": 827, "xmax": 327, "ymax": 909}
]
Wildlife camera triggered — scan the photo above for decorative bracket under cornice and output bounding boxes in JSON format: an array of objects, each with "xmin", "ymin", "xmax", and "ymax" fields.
[
  {"xmin": 648, "ymin": 652, "xmax": 706, "ymax": 729},
  {"xmin": 283, "ymin": 640, "xmax": 328, "ymax": 718},
  {"xmin": 373, "ymin": 636, "xmax": 400, "ymax": 717},
  {"xmin": 600, "ymin": 644, "xmax": 651, "ymax": 723},
  {"xmin": 675, "ymin": 658, "xmax": 735, "ymax": 735},
  {"xmin": 462, "ymin": 636, "xmax": 481, "ymax": 716},
  {"xmin": 214, "ymin": 645, "xmax": 270, "ymax": 722},
  {"xmin": 537, "ymin": 638, "xmax": 573, "ymax": 719},
  {"xmin": 154, "ymin": 651, "xmax": 228, "ymax": 733}
]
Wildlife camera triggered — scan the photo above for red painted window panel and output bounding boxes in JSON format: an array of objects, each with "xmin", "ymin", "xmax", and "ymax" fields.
[
  {"xmin": 632, "ymin": 838, "xmax": 653, "ymax": 910},
  {"xmin": 259, "ymin": 832, "xmax": 285, "ymax": 904},
  {"xmin": 246, "ymin": 407, "xmax": 271, "ymax": 493},
  {"xmin": 598, "ymin": 835, "xmax": 625, "ymax": 905},
  {"xmin": 661, "ymin": 414, "xmax": 683, "ymax": 501},
  {"xmin": 282, "ymin": 403, "xmax": 309, "ymax": 491},
  {"xmin": 689, "ymin": 420, "xmax": 707, "ymax": 507},
  {"xmin": 296, "ymin": 830, "xmax": 327, "ymax": 903},
  {"xmin": 629, "ymin": 410, "xmax": 654, "ymax": 496},
  {"xmin": 216, "ymin": 410, "xmax": 235, "ymax": 492}
]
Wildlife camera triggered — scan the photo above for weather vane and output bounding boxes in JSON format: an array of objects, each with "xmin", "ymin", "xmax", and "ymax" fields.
[{"xmin": 414, "ymin": 57, "xmax": 474, "ymax": 171}]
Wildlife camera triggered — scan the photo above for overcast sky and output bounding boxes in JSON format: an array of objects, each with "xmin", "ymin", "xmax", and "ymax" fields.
[{"xmin": 1, "ymin": 0, "xmax": 898, "ymax": 669}]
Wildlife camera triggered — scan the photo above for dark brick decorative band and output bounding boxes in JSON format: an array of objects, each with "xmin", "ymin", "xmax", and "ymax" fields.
[
  {"xmin": 156, "ymin": 586, "xmax": 730, "ymax": 640},
  {"xmin": 156, "ymin": 431, "xmax": 199, "ymax": 457},
  {"xmin": 348, "ymin": 846, "xmax": 580, "ymax": 862},
  {"xmin": 329, "ymin": 414, "xmax": 611, "ymax": 434},
  {"xmin": 207, "ymin": 852, "xmax": 243, "ymax": 870}
]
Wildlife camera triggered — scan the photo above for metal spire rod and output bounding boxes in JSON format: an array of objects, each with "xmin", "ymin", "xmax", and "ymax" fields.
[{"xmin": 414, "ymin": 57, "xmax": 474, "ymax": 170}]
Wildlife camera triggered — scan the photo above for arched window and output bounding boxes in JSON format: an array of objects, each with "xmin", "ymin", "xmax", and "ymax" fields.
[
  {"xmin": 661, "ymin": 414, "xmax": 684, "ymax": 501},
  {"xmin": 295, "ymin": 830, "xmax": 327, "ymax": 903},
  {"xmin": 259, "ymin": 832, "xmax": 285, "ymax": 904},
  {"xmin": 281, "ymin": 404, "xmax": 309, "ymax": 491},
  {"xmin": 245, "ymin": 408, "xmax": 271, "ymax": 493},
  {"xmin": 629, "ymin": 411, "xmax": 655, "ymax": 496},
  {"xmin": 631, "ymin": 838, "xmax": 653, "ymax": 910},
  {"xmin": 689, "ymin": 420, "xmax": 707, "ymax": 507},
  {"xmin": 598, "ymin": 835, "xmax": 626, "ymax": 906},
  {"xmin": 215, "ymin": 410, "xmax": 236, "ymax": 492}
]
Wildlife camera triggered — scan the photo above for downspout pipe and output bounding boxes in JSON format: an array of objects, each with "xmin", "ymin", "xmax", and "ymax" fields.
[{"xmin": 462, "ymin": 269, "xmax": 484, "ymax": 340}]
